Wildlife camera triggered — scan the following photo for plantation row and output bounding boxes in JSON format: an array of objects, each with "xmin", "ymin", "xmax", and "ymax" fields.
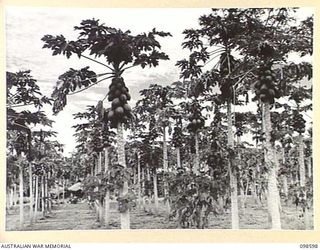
[{"xmin": 6, "ymin": 8, "xmax": 313, "ymax": 230}]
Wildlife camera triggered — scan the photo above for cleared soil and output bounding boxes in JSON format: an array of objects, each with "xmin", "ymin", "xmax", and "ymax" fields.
[{"xmin": 6, "ymin": 196, "xmax": 313, "ymax": 231}]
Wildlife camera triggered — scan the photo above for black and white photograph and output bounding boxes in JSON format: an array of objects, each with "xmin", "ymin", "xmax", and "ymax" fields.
[{"xmin": 5, "ymin": 7, "xmax": 314, "ymax": 231}]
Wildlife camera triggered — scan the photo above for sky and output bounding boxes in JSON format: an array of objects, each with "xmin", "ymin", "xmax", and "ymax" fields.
[{"xmin": 5, "ymin": 7, "xmax": 314, "ymax": 155}]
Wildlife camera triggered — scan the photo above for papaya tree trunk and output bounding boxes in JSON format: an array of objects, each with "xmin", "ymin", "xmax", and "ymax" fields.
[
  {"xmin": 153, "ymin": 169, "xmax": 159, "ymax": 213},
  {"xmin": 176, "ymin": 147, "xmax": 181, "ymax": 170},
  {"xmin": 282, "ymin": 175, "xmax": 288, "ymax": 200},
  {"xmin": 137, "ymin": 152, "xmax": 142, "ymax": 210},
  {"xmin": 297, "ymin": 134, "xmax": 309, "ymax": 229},
  {"xmin": 46, "ymin": 173, "xmax": 51, "ymax": 213},
  {"xmin": 307, "ymin": 157, "xmax": 312, "ymax": 178},
  {"xmin": 274, "ymin": 151, "xmax": 282, "ymax": 212},
  {"xmin": 29, "ymin": 162, "xmax": 33, "ymax": 224},
  {"xmin": 99, "ymin": 152, "xmax": 102, "ymax": 173},
  {"xmin": 19, "ymin": 163, "xmax": 24, "ymax": 229},
  {"xmin": 117, "ymin": 123, "xmax": 130, "ymax": 229},
  {"xmin": 34, "ymin": 175, "xmax": 39, "ymax": 223},
  {"xmin": 162, "ymin": 125, "xmax": 170, "ymax": 214},
  {"xmin": 227, "ymin": 101, "xmax": 239, "ymax": 229},
  {"xmin": 298, "ymin": 135, "xmax": 306, "ymax": 187},
  {"xmin": 9, "ymin": 186, "xmax": 14, "ymax": 207},
  {"xmin": 13, "ymin": 183, "xmax": 17, "ymax": 206},
  {"xmin": 62, "ymin": 177, "xmax": 65, "ymax": 203},
  {"xmin": 104, "ymin": 147, "xmax": 110, "ymax": 227},
  {"xmin": 263, "ymin": 102, "xmax": 281, "ymax": 229},
  {"xmin": 194, "ymin": 132, "xmax": 200, "ymax": 175},
  {"xmin": 41, "ymin": 175, "xmax": 45, "ymax": 216}
]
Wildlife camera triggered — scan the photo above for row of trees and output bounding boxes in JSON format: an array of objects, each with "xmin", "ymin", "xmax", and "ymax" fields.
[{"xmin": 6, "ymin": 71, "xmax": 75, "ymax": 229}]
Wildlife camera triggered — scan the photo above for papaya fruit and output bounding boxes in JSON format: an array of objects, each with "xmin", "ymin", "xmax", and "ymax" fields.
[
  {"xmin": 123, "ymin": 103, "xmax": 131, "ymax": 112},
  {"xmin": 265, "ymin": 75, "xmax": 273, "ymax": 81},
  {"xmin": 260, "ymin": 75, "xmax": 266, "ymax": 81},
  {"xmin": 125, "ymin": 92, "xmax": 131, "ymax": 101},
  {"xmin": 107, "ymin": 93, "xmax": 114, "ymax": 102},
  {"xmin": 109, "ymin": 84, "xmax": 117, "ymax": 92},
  {"xmin": 121, "ymin": 87, "xmax": 129, "ymax": 94},
  {"xmin": 114, "ymin": 89, "xmax": 121, "ymax": 97},
  {"xmin": 112, "ymin": 98, "xmax": 121, "ymax": 108},
  {"xmin": 115, "ymin": 81, "xmax": 125, "ymax": 89},
  {"xmin": 274, "ymin": 89, "xmax": 281, "ymax": 98},
  {"xmin": 254, "ymin": 81, "xmax": 262, "ymax": 89},
  {"xmin": 115, "ymin": 106, "xmax": 124, "ymax": 116},
  {"xmin": 259, "ymin": 93, "xmax": 267, "ymax": 101},
  {"xmin": 107, "ymin": 110, "xmax": 115, "ymax": 120},
  {"xmin": 268, "ymin": 88, "xmax": 275, "ymax": 97},
  {"xmin": 119, "ymin": 94, "xmax": 127, "ymax": 102},
  {"xmin": 260, "ymin": 84, "xmax": 269, "ymax": 91}
]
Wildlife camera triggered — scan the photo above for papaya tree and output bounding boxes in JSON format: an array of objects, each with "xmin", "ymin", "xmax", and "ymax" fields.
[
  {"xmin": 135, "ymin": 84, "xmax": 176, "ymax": 213},
  {"xmin": 177, "ymin": 8, "xmax": 253, "ymax": 229},
  {"xmin": 42, "ymin": 19, "xmax": 171, "ymax": 228}
]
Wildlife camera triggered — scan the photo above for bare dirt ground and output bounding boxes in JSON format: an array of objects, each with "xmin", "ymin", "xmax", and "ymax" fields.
[{"xmin": 6, "ymin": 196, "xmax": 313, "ymax": 231}]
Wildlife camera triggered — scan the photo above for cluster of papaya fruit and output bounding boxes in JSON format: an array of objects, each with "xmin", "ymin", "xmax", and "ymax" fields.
[
  {"xmin": 106, "ymin": 77, "xmax": 133, "ymax": 128},
  {"xmin": 291, "ymin": 111, "xmax": 306, "ymax": 134},
  {"xmin": 254, "ymin": 65, "xmax": 281, "ymax": 104},
  {"xmin": 187, "ymin": 113, "xmax": 205, "ymax": 133}
]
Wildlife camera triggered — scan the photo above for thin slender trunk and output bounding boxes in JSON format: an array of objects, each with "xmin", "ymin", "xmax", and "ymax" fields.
[
  {"xmin": 297, "ymin": 135, "xmax": 309, "ymax": 229},
  {"xmin": 227, "ymin": 101, "xmax": 239, "ymax": 229},
  {"xmin": 176, "ymin": 147, "xmax": 181, "ymax": 169},
  {"xmin": 117, "ymin": 123, "xmax": 130, "ymax": 229},
  {"xmin": 34, "ymin": 176, "xmax": 39, "ymax": 223},
  {"xmin": 62, "ymin": 178, "xmax": 65, "ymax": 203},
  {"xmin": 133, "ymin": 165, "xmax": 137, "ymax": 185},
  {"xmin": 13, "ymin": 183, "xmax": 17, "ymax": 206},
  {"xmin": 47, "ymin": 173, "xmax": 52, "ymax": 213},
  {"xmin": 57, "ymin": 178, "xmax": 60, "ymax": 204},
  {"xmin": 274, "ymin": 152, "xmax": 282, "ymax": 212},
  {"xmin": 137, "ymin": 152, "xmax": 142, "ymax": 210},
  {"xmin": 298, "ymin": 135, "xmax": 306, "ymax": 187},
  {"xmin": 29, "ymin": 163, "xmax": 33, "ymax": 224},
  {"xmin": 243, "ymin": 181, "xmax": 249, "ymax": 205},
  {"xmin": 19, "ymin": 163, "xmax": 24, "ymax": 229},
  {"xmin": 147, "ymin": 168, "xmax": 150, "ymax": 181},
  {"xmin": 307, "ymin": 157, "xmax": 312, "ymax": 178},
  {"xmin": 141, "ymin": 167, "xmax": 146, "ymax": 209},
  {"xmin": 194, "ymin": 132, "xmax": 200, "ymax": 175},
  {"xmin": 263, "ymin": 102, "xmax": 281, "ymax": 230},
  {"xmin": 283, "ymin": 175, "xmax": 288, "ymax": 199},
  {"xmin": 104, "ymin": 147, "xmax": 110, "ymax": 227},
  {"xmin": 9, "ymin": 187, "xmax": 14, "ymax": 207},
  {"xmin": 239, "ymin": 179, "xmax": 245, "ymax": 210},
  {"xmin": 153, "ymin": 169, "xmax": 159, "ymax": 213},
  {"xmin": 41, "ymin": 175, "xmax": 45, "ymax": 216},
  {"xmin": 162, "ymin": 126, "xmax": 170, "ymax": 214},
  {"xmin": 98, "ymin": 152, "xmax": 102, "ymax": 173}
]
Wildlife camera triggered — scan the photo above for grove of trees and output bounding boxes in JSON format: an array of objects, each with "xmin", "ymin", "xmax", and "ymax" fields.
[{"xmin": 6, "ymin": 8, "xmax": 313, "ymax": 230}]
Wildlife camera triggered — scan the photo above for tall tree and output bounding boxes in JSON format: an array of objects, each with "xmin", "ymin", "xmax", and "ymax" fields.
[{"xmin": 42, "ymin": 19, "xmax": 171, "ymax": 228}]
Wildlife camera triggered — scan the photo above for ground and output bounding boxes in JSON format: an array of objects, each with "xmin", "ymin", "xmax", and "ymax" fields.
[{"xmin": 5, "ymin": 196, "xmax": 313, "ymax": 231}]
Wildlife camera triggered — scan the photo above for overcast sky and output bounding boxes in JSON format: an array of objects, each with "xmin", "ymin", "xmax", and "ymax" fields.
[{"xmin": 6, "ymin": 7, "xmax": 314, "ymax": 155}]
